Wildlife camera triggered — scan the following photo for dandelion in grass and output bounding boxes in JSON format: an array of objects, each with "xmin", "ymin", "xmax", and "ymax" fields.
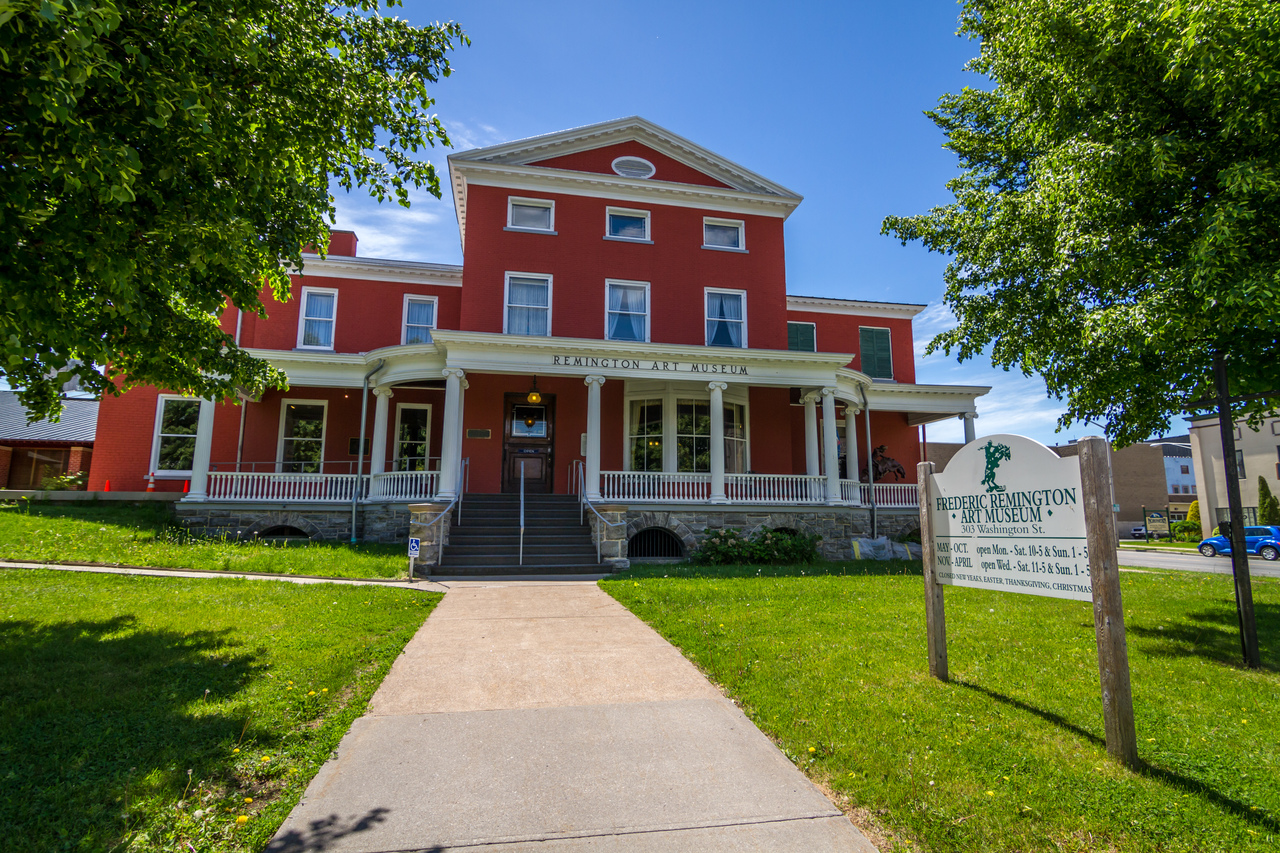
[
  {"xmin": 261, "ymin": 755, "xmax": 272, "ymax": 762},
  {"xmin": 236, "ymin": 815, "xmax": 248, "ymax": 825},
  {"xmin": 308, "ymin": 691, "xmax": 316, "ymax": 696}
]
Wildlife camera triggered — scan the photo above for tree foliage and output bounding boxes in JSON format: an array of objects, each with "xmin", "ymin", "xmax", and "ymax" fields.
[
  {"xmin": 883, "ymin": 0, "xmax": 1280, "ymax": 446},
  {"xmin": 1259, "ymin": 476, "xmax": 1280, "ymax": 526},
  {"xmin": 1, "ymin": 1, "xmax": 466, "ymax": 419},
  {"xmin": 1186, "ymin": 498, "xmax": 1200, "ymax": 525}
]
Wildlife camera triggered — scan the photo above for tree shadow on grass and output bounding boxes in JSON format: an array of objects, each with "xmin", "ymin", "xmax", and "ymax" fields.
[
  {"xmin": 0, "ymin": 498, "xmax": 173, "ymax": 529},
  {"xmin": 0, "ymin": 616, "xmax": 268, "ymax": 853},
  {"xmin": 955, "ymin": 679, "xmax": 1280, "ymax": 835},
  {"xmin": 615, "ymin": 560, "xmax": 924, "ymax": 581},
  {"xmin": 1127, "ymin": 601, "xmax": 1280, "ymax": 671}
]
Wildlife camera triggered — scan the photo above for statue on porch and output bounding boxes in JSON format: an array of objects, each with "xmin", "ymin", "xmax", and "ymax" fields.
[{"xmin": 861, "ymin": 445, "xmax": 907, "ymax": 482}]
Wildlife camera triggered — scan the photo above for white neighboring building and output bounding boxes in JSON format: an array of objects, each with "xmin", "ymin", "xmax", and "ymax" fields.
[{"xmin": 1188, "ymin": 414, "xmax": 1280, "ymax": 536}]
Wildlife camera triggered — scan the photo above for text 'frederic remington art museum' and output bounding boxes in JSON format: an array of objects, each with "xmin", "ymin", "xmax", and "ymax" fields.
[{"xmin": 89, "ymin": 117, "xmax": 988, "ymax": 568}]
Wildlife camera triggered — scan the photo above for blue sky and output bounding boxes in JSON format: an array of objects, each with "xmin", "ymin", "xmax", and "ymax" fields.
[{"xmin": 331, "ymin": 0, "xmax": 1186, "ymax": 446}]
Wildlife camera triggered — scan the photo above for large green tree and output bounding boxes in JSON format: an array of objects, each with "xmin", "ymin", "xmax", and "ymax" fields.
[
  {"xmin": 1, "ymin": 0, "xmax": 466, "ymax": 419},
  {"xmin": 883, "ymin": 0, "xmax": 1280, "ymax": 446}
]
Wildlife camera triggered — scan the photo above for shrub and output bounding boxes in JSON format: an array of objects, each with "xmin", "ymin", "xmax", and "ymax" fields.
[
  {"xmin": 1172, "ymin": 520, "xmax": 1200, "ymax": 541},
  {"xmin": 1258, "ymin": 477, "xmax": 1280, "ymax": 526},
  {"xmin": 39, "ymin": 471, "xmax": 87, "ymax": 491},
  {"xmin": 894, "ymin": 526, "xmax": 922, "ymax": 544},
  {"xmin": 1186, "ymin": 499, "xmax": 1201, "ymax": 526},
  {"xmin": 693, "ymin": 527, "xmax": 822, "ymax": 565}
]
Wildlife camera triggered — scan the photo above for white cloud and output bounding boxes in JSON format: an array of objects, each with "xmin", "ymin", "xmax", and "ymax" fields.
[{"xmin": 331, "ymin": 180, "xmax": 461, "ymax": 264}]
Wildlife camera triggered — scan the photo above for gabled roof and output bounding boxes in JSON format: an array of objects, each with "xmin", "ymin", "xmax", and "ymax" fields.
[
  {"xmin": 0, "ymin": 391, "xmax": 98, "ymax": 443},
  {"xmin": 447, "ymin": 117, "xmax": 804, "ymax": 248}
]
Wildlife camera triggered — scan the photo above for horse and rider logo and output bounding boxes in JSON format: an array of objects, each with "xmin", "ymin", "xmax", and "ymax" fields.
[{"xmin": 981, "ymin": 440, "xmax": 1012, "ymax": 493}]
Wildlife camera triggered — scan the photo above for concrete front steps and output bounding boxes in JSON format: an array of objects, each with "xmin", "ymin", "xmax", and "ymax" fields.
[{"xmin": 438, "ymin": 493, "xmax": 615, "ymax": 575}]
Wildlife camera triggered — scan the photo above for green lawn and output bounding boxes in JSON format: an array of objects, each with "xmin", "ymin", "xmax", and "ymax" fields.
[
  {"xmin": 0, "ymin": 500, "xmax": 408, "ymax": 578},
  {"xmin": 602, "ymin": 562, "xmax": 1279, "ymax": 852},
  {"xmin": 0, "ymin": 568, "xmax": 439, "ymax": 853}
]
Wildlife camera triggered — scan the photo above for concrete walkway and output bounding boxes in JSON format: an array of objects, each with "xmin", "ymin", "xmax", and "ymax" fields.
[{"xmin": 267, "ymin": 580, "xmax": 874, "ymax": 852}]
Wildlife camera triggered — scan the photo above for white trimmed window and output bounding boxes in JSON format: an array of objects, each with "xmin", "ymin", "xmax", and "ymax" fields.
[
  {"xmin": 705, "ymin": 288, "xmax": 746, "ymax": 348},
  {"xmin": 297, "ymin": 287, "xmax": 337, "ymax": 350},
  {"xmin": 606, "ymin": 207, "xmax": 650, "ymax": 241},
  {"xmin": 858, "ymin": 327, "xmax": 893, "ymax": 380},
  {"xmin": 507, "ymin": 197, "xmax": 554, "ymax": 232},
  {"xmin": 402, "ymin": 295, "xmax": 437, "ymax": 345},
  {"xmin": 703, "ymin": 217, "xmax": 744, "ymax": 250},
  {"xmin": 628, "ymin": 399, "xmax": 664, "ymax": 472},
  {"xmin": 505, "ymin": 273, "xmax": 552, "ymax": 336},
  {"xmin": 278, "ymin": 400, "xmax": 327, "ymax": 473},
  {"xmin": 605, "ymin": 280, "xmax": 649, "ymax": 342},
  {"xmin": 624, "ymin": 384, "xmax": 750, "ymax": 474},
  {"xmin": 151, "ymin": 396, "xmax": 200, "ymax": 475},
  {"xmin": 394, "ymin": 404, "xmax": 432, "ymax": 471}
]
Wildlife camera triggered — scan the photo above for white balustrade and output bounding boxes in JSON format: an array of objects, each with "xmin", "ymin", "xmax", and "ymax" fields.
[
  {"xmin": 367, "ymin": 471, "xmax": 438, "ymax": 501},
  {"xmin": 206, "ymin": 472, "xmax": 361, "ymax": 503},
  {"xmin": 600, "ymin": 471, "xmax": 711, "ymax": 502},
  {"xmin": 725, "ymin": 474, "xmax": 827, "ymax": 504},
  {"xmin": 841, "ymin": 480, "xmax": 918, "ymax": 508}
]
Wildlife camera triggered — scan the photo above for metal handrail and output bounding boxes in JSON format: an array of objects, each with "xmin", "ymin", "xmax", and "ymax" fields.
[
  {"xmin": 572, "ymin": 459, "xmax": 626, "ymax": 563},
  {"xmin": 518, "ymin": 461, "xmax": 525, "ymax": 566},
  {"xmin": 413, "ymin": 456, "xmax": 469, "ymax": 580}
]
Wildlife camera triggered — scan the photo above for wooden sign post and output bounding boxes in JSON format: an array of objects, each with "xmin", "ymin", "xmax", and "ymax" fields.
[{"xmin": 919, "ymin": 434, "xmax": 1138, "ymax": 769}]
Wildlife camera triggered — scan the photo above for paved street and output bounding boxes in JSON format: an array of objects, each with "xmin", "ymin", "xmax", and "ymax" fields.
[{"xmin": 1118, "ymin": 548, "xmax": 1280, "ymax": 579}]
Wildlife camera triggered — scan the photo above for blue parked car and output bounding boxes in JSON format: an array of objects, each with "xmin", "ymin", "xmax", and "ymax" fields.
[{"xmin": 1198, "ymin": 525, "xmax": 1280, "ymax": 560}]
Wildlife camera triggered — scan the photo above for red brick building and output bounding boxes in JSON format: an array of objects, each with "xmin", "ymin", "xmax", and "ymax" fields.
[{"xmin": 90, "ymin": 118, "xmax": 987, "ymax": 555}]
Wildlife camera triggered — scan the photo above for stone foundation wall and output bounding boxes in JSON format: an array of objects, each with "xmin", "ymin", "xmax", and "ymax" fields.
[
  {"xmin": 616, "ymin": 505, "xmax": 919, "ymax": 563},
  {"xmin": 407, "ymin": 502, "xmax": 452, "ymax": 567},
  {"xmin": 174, "ymin": 502, "xmax": 413, "ymax": 544}
]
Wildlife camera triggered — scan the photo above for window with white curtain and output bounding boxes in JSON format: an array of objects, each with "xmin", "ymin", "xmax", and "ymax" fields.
[
  {"xmin": 505, "ymin": 274, "xmax": 551, "ymax": 336},
  {"xmin": 606, "ymin": 281, "xmax": 648, "ymax": 342},
  {"xmin": 298, "ymin": 287, "xmax": 337, "ymax": 349},
  {"xmin": 508, "ymin": 197, "xmax": 554, "ymax": 231},
  {"xmin": 402, "ymin": 296, "xmax": 436, "ymax": 344},
  {"xmin": 705, "ymin": 289, "xmax": 745, "ymax": 348}
]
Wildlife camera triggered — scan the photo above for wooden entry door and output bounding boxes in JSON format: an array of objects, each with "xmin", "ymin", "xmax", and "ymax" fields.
[{"xmin": 502, "ymin": 392, "xmax": 555, "ymax": 494}]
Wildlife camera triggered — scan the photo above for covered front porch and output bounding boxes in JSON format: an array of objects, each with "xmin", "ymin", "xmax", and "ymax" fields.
[{"xmin": 178, "ymin": 332, "xmax": 984, "ymax": 523}]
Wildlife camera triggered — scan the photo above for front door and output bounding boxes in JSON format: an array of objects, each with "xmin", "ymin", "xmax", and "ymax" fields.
[{"xmin": 502, "ymin": 392, "xmax": 555, "ymax": 493}]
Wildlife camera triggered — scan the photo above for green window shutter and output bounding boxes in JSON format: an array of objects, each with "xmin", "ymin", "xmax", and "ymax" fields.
[
  {"xmin": 787, "ymin": 322, "xmax": 815, "ymax": 352},
  {"xmin": 860, "ymin": 328, "xmax": 893, "ymax": 379}
]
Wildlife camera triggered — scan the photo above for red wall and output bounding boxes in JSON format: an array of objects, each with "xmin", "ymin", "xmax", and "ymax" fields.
[
  {"xmin": 786, "ymin": 309, "xmax": 917, "ymax": 383},
  {"xmin": 530, "ymin": 141, "xmax": 732, "ymax": 189},
  {"xmin": 239, "ymin": 278, "xmax": 462, "ymax": 353},
  {"xmin": 461, "ymin": 185, "xmax": 788, "ymax": 350}
]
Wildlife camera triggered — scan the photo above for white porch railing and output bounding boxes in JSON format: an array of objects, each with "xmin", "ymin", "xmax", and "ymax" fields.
[
  {"xmin": 367, "ymin": 471, "xmax": 438, "ymax": 501},
  {"xmin": 600, "ymin": 471, "xmax": 711, "ymax": 502},
  {"xmin": 840, "ymin": 480, "xmax": 917, "ymax": 508},
  {"xmin": 207, "ymin": 472, "xmax": 362, "ymax": 502},
  {"xmin": 725, "ymin": 473, "xmax": 826, "ymax": 504}
]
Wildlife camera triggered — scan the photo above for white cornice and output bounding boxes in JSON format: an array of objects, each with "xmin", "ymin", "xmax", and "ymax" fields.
[
  {"xmin": 449, "ymin": 116, "xmax": 803, "ymax": 199},
  {"xmin": 787, "ymin": 295, "xmax": 927, "ymax": 320},
  {"xmin": 290, "ymin": 254, "xmax": 463, "ymax": 287}
]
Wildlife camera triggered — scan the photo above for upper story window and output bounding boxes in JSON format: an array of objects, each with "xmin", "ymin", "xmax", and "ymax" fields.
[
  {"xmin": 703, "ymin": 217, "xmax": 744, "ymax": 251},
  {"xmin": 606, "ymin": 280, "xmax": 649, "ymax": 342},
  {"xmin": 612, "ymin": 156, "xmax": 656, "ymax": 178},
  {"xmin": 706, "ymin": 288, "xmax": 746, "ymax": 348},
  {"xmin": 507, "ymin": 197, "xmax": 555, "ymax": 233},
  {"xmin": 152, "ymin": 396, "xmax": 200, "ymax": 475},
  {"xmin": 505, "ymin": 273, "xmax": 551, "ymax": 336},
  {"xmin": 297, "ymin": 287, "xmax": 337, "ymax": 350},
  {"xmin": 402, "ymin": 295, "xmax": 437, "ymax": 345},
  {"xmin": 279, "ymin": 401, "xmax": 327, "ymax": 473},
  {"xmin": 606, "ymin": 207, "xmax": 651, "ymax": 242},
  {"xmin": 859, "ymin": 327, "xmax": 893, "ymax": 380},
  {"xmin": 787, "ymin": 322, "xmax": 816, "ymax": 352}
]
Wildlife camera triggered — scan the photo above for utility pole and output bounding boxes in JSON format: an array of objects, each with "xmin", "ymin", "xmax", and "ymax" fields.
[{"xmin": 1213, "ymin": 352, "xmax": 1261, "ymax": 669}]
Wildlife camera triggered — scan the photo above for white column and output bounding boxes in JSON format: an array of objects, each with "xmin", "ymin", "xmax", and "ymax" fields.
[
  {"xmin": 437, "ymin": 368, "xmax": 465, "ymax": 499},
  {"xmin": 184, "ymin": 398, "xmax": 217, "ymax": 501},
  {"xmin": 962, "ymin": 412, "xmax": 977, "ymax": 444},
  {"xmin": 709, "ymin": 381, "xmax": 728, "ymax": 503},
  {"xmin": 370, "ymin": 387, "xmax": 393, "ymax": 475},
  {"xmin": 455, "ymin": 376, "xmax": 468, "ymax": 491},
  {"xmin": 803, "ymin": 393, "xmax": 820, "ymax": 476},
  {"xmin": 584, "ymin": 375, "xmax": 605, "ymax": 500},
  {"xmin": 822, "ymin": 388, "xmax": 841, "ymax": 504},
  {"xmin": 845, "ymin": 405, "xmax": 860, "ymax": 482}
]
